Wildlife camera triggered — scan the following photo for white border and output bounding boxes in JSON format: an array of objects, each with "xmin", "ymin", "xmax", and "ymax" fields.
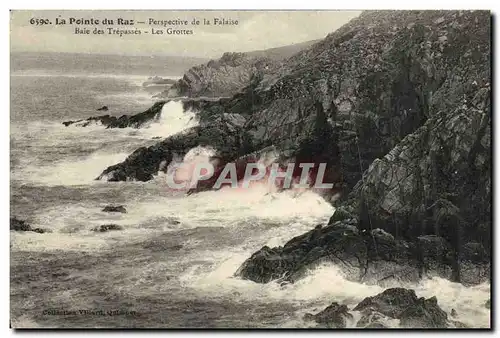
[{"xmin": 2, "ymin": 1, "xmax": 498, "ymax": 337}]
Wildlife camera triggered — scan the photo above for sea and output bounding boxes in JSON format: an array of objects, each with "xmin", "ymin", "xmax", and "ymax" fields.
[{"xmin": 9, "ymin": 52, "xmax": 491, "ymax": 328}]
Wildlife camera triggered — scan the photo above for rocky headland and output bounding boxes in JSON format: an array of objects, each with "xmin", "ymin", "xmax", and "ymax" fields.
[
  {"xmin": 63, "ymin": 101, "xmax": 167, "ymax": 129},
  {"xmin": 73, "ymin": 10, "xmax": 490, "ymax": 293},
  {"xmin": 156, "ymin": 39, "xmax": 319, "ymax": 99}
]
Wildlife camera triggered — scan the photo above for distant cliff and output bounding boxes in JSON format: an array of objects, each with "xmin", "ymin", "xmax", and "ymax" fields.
[{"xmin": 160, "ymin": 39, "xmax": 319, "ymax": 98}]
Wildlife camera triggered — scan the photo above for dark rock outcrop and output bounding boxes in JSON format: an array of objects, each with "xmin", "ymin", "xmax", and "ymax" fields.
[
  {"xmin": 307, "ymin": 288, "xmax": 453, "ymax": 328},
  {"xmin": 92, "ymin": 224, "xmax": 123, "ymax": 232},
  {"xmin": 97, "ymin": 111, "xmax": 254, "ymax": 182},
  {"xmin": 353, "ymin": 288, "xmax": 448, "ymax": 328},
  {"xmin": 304, "ymin": 302, "xmax": 353, "ymax": 328},
  {"xmin": 160, "ymin": 40, "xmax": 318, "ymax": 99},
  {"xmin": 10, "ymin": 217, "xmax": 31, "ymax": 232},
  {"xmin": 235, "ymin": 10, "xmax": 490, "ymax": 286},
  {"xmin": 96, "ymin": 106, "xmax": 108, "ymax": 111},
  {"xmin": 101, "ymin": 205, "xmax": 127, "ymax": 213},
  {"xmin": 63, "ymin": 101, "xmax": 166, "ymax": 129},
  {"xmin": 353, "ymin": 288, "xmax": 419, "ymax": 318},
  {"xmin": 399, "ymin": 296, "xmax": 448, "ymax": 328},
  {"xmin": 164, "ymin": 52, "xmax": 279, "ymax": 98},
  {"xmin": 356, "ymin": 310, "xmax": 389, "ymax": 328},
  {"xmin": 10, "ymin": 217, "xmax": 48, "ymax": 234}
]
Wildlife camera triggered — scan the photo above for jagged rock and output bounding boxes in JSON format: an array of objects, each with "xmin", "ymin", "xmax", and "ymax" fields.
[
  {"xmin": 356, "ymin": 310, "xmax": 389, "ymax": 328},
  {"xmin": 304, "ymin": 302, "xmax": 353, "ymax": 328},
  {"xmin": 399, "ymin": 296, "xmax": 448, "ymax": 328},
  {"xmin": 161, "ymin": 40, "xmax": 317, "ymax": 99},
  {"xmin": 10, "ymin": 217, "xmax": 32, "ymax": 231},
  {"xmin": 92, "ymin": 224, "xmax": 123, "ymax": 232},
  {"xmin": 451, "ymin": 309, "xmax": 457, "ymax": 317},
  {"xmin": 328, "ymin": 206, "xmax": 354, "ymax": 223},
  {"xmin": 97, "ymin": 107, "xmax": 255, "ymax": 182},
  {"xmin": 101, "ymin": 205, "xmax": 127, "ymax": 213},
  {"xmin": 485, "ymin": 299, "xmax": 490, "ymax": 309},
  {"xmin": 96, "ymin": 106, "xmax": 108, "ymax": 111},
  {"xmin": 353, "ymin": 289, "xmax": 449, "ymax": 328},
  {"xmin": 353, "ymin": 288, "xmax": 418, "ymax": 318},
  {"xmin": 63, "ymin": 101, "xmax": 167, "ymax": 129},
  {"xmin": 165, "ymin": 52, "xmax": 279, "ymax": 98},
  {"xmin": 10, "ymin": 217, "xmax": 48, "ymax": 233}
]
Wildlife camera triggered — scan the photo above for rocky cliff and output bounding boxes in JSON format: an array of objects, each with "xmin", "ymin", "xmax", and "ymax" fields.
[
  {"xmin": 161, "ymin": 40, "xmax": 319, "ymax": 99},
  {"xmin": 97, "ymin": 10, "xmax": 491, "ymax": 285},
  {"xmin": 235, "ymin": 10, "xmax": 491, "ymax": 286}
]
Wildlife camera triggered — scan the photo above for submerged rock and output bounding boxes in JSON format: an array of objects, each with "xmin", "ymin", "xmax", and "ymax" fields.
[
  {"xmin": 485, "ymin": 299, "xmax": 490, "ymax": 309},
  {"xmin": 10, "ymin": 217, "xmax": 48, "ymax": 233},
  {"xmin": 96, "ymin": 106, "xmax": 108, "ymax": 111},
  {"xmin": 101, "ymin": 205, "xmax": 127, "ymax": 213},
  {"xmin": 10, "ymin": 217, "xmax": 32, "ymax": 232},
  {"xmin": 304, "ymin": 302, "xmax": 353, "ymax": 328},
  {"xmin": 92, "ymin": 224, "xmax": 123, "ymax": 232}
]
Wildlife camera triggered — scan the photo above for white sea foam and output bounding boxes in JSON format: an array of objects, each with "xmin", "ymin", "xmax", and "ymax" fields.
[
  {"xmin": 178, "ymin": 256, "xmax": 491, "ymax": 328},
  {"xmin": 137, "ymin": 100, "xmax": 198, "ymax": 139},
  {"xmin": 12, "ymin": 151, "xmax": 130, "ymax": 186},
  {"xmin": 11, "ymin": 100, "xmax": 199, "ymax": 186},
  {"xmin": 11, "ymin": 172, "xmax": 491, "ymax": 328},
  {"xmin": 62, "ymin": 100, "xmax": 198, "ymax": 139}
]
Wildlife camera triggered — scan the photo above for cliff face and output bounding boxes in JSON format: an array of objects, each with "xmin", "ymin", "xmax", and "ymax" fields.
[
  {"xmin": 167, "ymin": 52, "xmax": 278, "ymax": 98},
  {"xmin": 163, "ymin": 40, "xmax": 319, "ymax": 98},
  {"xmin": 242, "ymin": 10, "xmax": 491, "ymax": 191},
  {"xmin": 236, "ymin": 10, "xmax": 491, "ymax": 285},
  {"xmin": 97, "ymin": 10, "xmax": 491, "ymax": 285},
  {"xmin": 236, "ymin": 86, "xmax": 491, "ymax": 285}
]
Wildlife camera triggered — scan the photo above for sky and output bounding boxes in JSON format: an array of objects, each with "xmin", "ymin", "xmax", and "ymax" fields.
[{"xmin": 10, "ymin": 10, "xmax": 361, "ymax": 57}]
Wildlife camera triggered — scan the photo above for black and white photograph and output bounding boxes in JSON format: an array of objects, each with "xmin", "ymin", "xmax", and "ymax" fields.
[{"xmin": 9, "ymin": 9, "xmax": 492, "ymax": 329}]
